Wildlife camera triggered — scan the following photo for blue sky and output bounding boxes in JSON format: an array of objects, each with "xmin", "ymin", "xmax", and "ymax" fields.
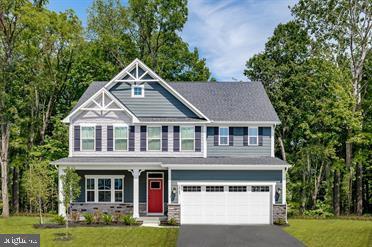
[{"xmin": 47, "ymin": 0, "xmax": 296, "ymax": 81}]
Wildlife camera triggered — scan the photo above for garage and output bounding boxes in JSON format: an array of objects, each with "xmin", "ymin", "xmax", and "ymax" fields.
[{"xmin": 180, "ymin": 184, "xmax": 272, "ymax": 225}]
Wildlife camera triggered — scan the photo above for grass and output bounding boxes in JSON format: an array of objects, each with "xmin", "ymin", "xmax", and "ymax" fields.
[
  {"xmin": 284, "ymin": 219, "xmax": 372, "ymax": 247},
  {"xmin": 0, "ymin": 216, "xmax": 178, "ymax": 247}
]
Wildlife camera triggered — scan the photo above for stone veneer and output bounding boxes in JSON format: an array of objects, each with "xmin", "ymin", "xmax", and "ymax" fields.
[
  {"xmin": 167, "ymin": 204, "xmax": 180, "ymax": 223},
  {"xmin": 70, "ymin": 202, "xmax": 147, "ymax": 215},
  {"xmin": 273, "ymin": 204, "xmax": 287, "ymax": 223}
]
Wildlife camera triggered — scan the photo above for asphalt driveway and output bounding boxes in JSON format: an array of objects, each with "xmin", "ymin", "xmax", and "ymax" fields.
[{"xmin": 177, "ymin": 225, "xmax": 304, "ymax": 247}]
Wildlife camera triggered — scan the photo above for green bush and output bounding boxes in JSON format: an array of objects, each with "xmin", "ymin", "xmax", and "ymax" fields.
[
  {"xmin": 93, "ymin": 210, "xmax": 102, "ymax": 223},
  {"xmin": 83, "ymin": 213, "xmax": 94, "ymax": 224},
  {"xmin": 102, "ymin": 214, "xmax": 113, "ymax": 224},
  {"xmin": 303, "ymin": 200, "xmax": 334, "ymax": 218},
  {"xmin": 167, "ymin": 218, "xmax": 178, "ymax": 226},
  {"xmin": 53, "ymin": 215, "xmax": 66, "ymax": 225},
  {"xmin": 274, "ymin": 218, "xmax": 286, "ymax": 225},
  {"xmin": 121, "ymin": 215, "xmax": 137, "ymax": 225}
]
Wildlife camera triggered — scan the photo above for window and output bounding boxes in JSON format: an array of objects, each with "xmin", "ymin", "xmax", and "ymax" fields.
[
  {"xmin": 180, "ymin": 126, "xmax": 194, "ymax": 151},
  {"xmin": 229, "ymin": 186, "xmax": 247, "ymax": 192},
  {"xmin": 150, "ymin": 181, "xmax": 161, "ymax": 189},
  {"xmin": 148, "ymin": 126, "xmax": 161, "ymax": 151},
  {"xmin": 219, "ymin": 127, "xmax": 229, "ymax": 145},
  {"xmin": 248, "ymin": 127, "xmax": 258, "ymax": 145},
  {"xmin": 206, "ymin": 186, "xmax": 224, "ymax": 192},
  {"xmin": 81, "ymin": 126, "xmax": 95, "ymax": 151},
  {"xmin": 86, "ymin": 178, "xmax": 95, "ymax": 202},
  {"xmin": 86, "ymin": 176, "xmax": 124, "ymax": 203},
  {"xmin": 252, "ymin": 186, "xmax": 270, "ymax": 192},
  {"xmin": 114, "ymin": 126, "xmax": 128, "ymax": 151},
  {"xmin": 131, "ymin": 85, "xmax": 144, "ymax": 97},
  {"xmin": 183, "ymin": 186, "xmax": 201, "ymax": 192}
]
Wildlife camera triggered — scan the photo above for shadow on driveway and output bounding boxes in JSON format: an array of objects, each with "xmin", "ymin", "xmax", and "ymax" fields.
[{"xmin": 177, "ymin": 225, "xmax": 304, "ymax": 247}]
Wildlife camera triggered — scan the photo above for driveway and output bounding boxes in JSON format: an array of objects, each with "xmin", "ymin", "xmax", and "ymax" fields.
[{"xmin": 177, "ymin": 225, "xmax": 304, "ymax": 247}]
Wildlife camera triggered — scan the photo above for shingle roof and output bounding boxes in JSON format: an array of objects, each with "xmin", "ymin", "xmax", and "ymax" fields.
[
  {"xmin": 52, "ymin": 156, "xmax": 287, "ymax": 166},
  {"xmin": 69, "ymin": 81, "xmax": 280, "ymax": 123}
]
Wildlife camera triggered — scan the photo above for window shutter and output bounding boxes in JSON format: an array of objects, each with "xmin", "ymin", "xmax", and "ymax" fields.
[
  {"xmin": 173, "ymin": 126, "xmax": 180, "ymax": 152},
  {"xmin": 162, "ymin": 126, "xmax": 168, "ymax": 152},
  {"xmin": 258, "ymin": 127, "xmax": 263, "ymax": 146},
  {"xmin": 140, "ymin": 126, "xmax": 147, "ymax": 151},
  {"xmin": 213, "ymin": 127, "xmax": 219, "ymax": 146},
  {"xmin": 96, "ymin": 126, "xmax": 102, "ymax": 151},
  {"xmin": 243, "ymin": 127, "xmax": 248, "ymax": 146},
  {"xmin": 74, "ymin": 126, "xmax": 80, "ymax": 151},
  {"xmin": 229, "ymin": 127, "xmax": 234, "ymax": 146},
  {"xmin": 107, "ymin": 125, "xmax": 113, "ymax": 151},
  {"xmin": 195, "ymin": 126, "xmax": 201, "ymax": 152},
  {"xmin": 129, "ymin": 126, "xmax": 135, "ymax": 151}
]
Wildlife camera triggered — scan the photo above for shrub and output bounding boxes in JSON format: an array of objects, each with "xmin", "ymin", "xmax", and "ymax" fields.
[
  {"xmin": 70, "ymin": 211, "xmax": 80, "ymax": 222},
  {"xmin": 83, "ymin": 213, "xmax": 94, "ymax": 224},
  {"xmin": 102, "ymin": 214, "xmax": 113, "ymax": 224},
  {"xmin": 93, "ymin": 210, "xmax": 102, "ymax": 223},
  {"xmin": 112, "ymin": 212, "xmax": 122, "ymax": 222},
  {"xmin": 274, "ymin": 218, "xmax": 286, "ymax": 225},
  {"xmin": 53, "ymin": 215, "xmax": 66, "ymax": 225},
  {"xmin": 167, "ymin": 218, "xmax": 178, "ymax": 226},
  {"xmin": 121, "ymin": 214, "xmax": 137, "ymax": 225},
  {"xmin": 303, "ymin": 200, "xmax": 334, "ymax": 218}
]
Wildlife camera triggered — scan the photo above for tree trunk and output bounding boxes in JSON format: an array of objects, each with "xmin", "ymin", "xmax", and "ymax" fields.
[
  {"xmin": 38, "ymin": 197, "xmax": 43, "ymax": 224},
  {"xmin": 301, "ymin": 167, "xmax": 307, "ymax": 213},
  {"xmin": 278, "ymin": 136, "xmax": 286, "ymax": 161},
  {"xmin": 356, "ymin": 163, "xmax": 363, "ymax": 215},
  {"xmin": 333, "ymin": 170, "xmax": 341, "ymax": 216},
  {"xmin": 345, "ymin": 139, "xmax": 352, "ymax": 214},
  {"xmin": 40, "ymin": 96, "xmax": 54, "ymax": 144},
  {"xmin": 12, "ymin": 166, "xmax": 19, "ymax": 213},
  {"xmin": 312, "ymin": 162, "xmax": 324, "ymax": 208},
  {"xmin": 1, "ymin": 124, "xmax": 10, "ymax": 217}
]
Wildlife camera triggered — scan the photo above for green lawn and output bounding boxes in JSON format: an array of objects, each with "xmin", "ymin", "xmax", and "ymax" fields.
[
  {"xmin": 0, "ymin": 216, "xmax": 178, "ymax": 247},
  {"xmin": 284, "ymin": 219, "xmax": 372, "ymax": 247}
]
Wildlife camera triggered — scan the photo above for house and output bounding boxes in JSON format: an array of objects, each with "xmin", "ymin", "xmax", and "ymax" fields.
[{"xmin": 52, "ymin": 58, "xmax": 289, "ymax": 225}]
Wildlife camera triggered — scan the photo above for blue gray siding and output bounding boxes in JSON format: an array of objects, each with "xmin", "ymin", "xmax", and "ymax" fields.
[
  {"xmin": 110, "ymin": 82, "xmax": 198, "ymax": 118},
  {"xmin": 207, "ymin": 127, "xmax": 271, "ymax": 157}
]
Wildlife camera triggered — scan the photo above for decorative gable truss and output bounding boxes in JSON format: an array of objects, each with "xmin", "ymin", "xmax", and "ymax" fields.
[
  {"xmin": 63, "ymin": 88, "xmax": 139, "ymax": 123},
  {"xmin": 105, "ymin": 59, "xmax": 210, "ymax": 121}
]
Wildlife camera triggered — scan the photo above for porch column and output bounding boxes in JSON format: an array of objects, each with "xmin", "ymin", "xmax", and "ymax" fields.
[
  {"xmin": 282, "ymin": 168, "xmax": 286, "ymax": 204},
  {"xmin": 58, "ymin": 166, "xmax": 66, "ymax": 217},
  {"xmin": 131, "ymin": 169, "xmax": 142, "ymax": 218},
  {"xmin": 168, "ymin": 169, "xmax": 172, "ymax": 204}
]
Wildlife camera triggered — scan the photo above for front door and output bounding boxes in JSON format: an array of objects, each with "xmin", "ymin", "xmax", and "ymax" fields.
[{"xmin": 147, "ymin": 178, "xmax": 163, "ymax": 214}]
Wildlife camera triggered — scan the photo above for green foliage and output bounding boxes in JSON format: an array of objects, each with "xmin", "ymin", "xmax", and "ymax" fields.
[
  {"xmin": 83, "ymin": 213, "xmax": 94, "ymax": 224},
  {"xmin": 93, "ymin": 210, "xmax": 102, "ymax": 223},
  {"xmin": 102, "ymin": 214, "xmax": 113, "ymax": 224},
  {"xmin": 53, "ymin": 215, "xmax": 66, "ymax": 225},
  {"xmin": 303, "ymin": 201, "xmax": 334, "ymax": 218},
  {"xmin": 121, "ymin": 214, "xmax": 137, "ymax": 225},
  {"xmin": 167, "ymin": 218, "xmax": 178, "ymax": 226}
]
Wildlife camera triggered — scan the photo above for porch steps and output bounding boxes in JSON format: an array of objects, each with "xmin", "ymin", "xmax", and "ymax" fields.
[{"xmin": 139, "ymin": 216, "xmax": 167, "ymax": 227}]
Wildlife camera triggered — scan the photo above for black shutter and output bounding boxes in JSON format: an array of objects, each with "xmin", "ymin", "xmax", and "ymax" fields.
[
  {"xmin": 258, "ymin": 127, "xmax": 263, "ymax": 146},
  {"xmin": 173, "ymin": 126, "xmax": 180, "ymax": 152},
  {"xmin": 140, "ymin": 126, "xmax": 147, "ymax": 151},
  {"xmin": 195, "ymin": 126, "xmax": 201, "ymax": 152},
  {"xmin": 229, "ymin": 127, "xmax": 234, "ymax": 146},
  {"xmin": 129, "ymin": 126, "xmax": 135, "ymax": 151},
  {"xmin": 162, "ymin": 126, "xmax": 168, "ymax": 152},
  {"xmin": 107, "ymin": 125, "xmax": 113, "ymax": 151},
  {"xmin": 213, "ymin": 127, "xmax": 219, "ymax": 146},
  {"xmin": 96, "ymin": 126, "xmax": 102, "ymax": 151},
  {"xmin": 243, "ymin": 127, "xmax": 248, "ymax": 146},
  {"xmin": 74, "ymin": 125, "xmax": 80, "ymax": 151}
]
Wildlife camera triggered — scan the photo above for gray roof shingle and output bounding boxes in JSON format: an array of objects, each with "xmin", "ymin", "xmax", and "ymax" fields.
[{"xmin": 71, "ymin": 81, "xmax": 107, "ymax": 112}]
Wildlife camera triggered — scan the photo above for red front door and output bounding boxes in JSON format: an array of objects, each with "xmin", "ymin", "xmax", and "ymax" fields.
[{"xmin": 148, "ymin": 179, "xmax": 163, "ymax": 213}]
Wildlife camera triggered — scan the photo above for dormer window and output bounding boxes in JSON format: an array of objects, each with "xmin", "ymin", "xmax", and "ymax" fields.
[{"xmin": 131, "ymin": 85, "xmax": 144, "ymax": 97}]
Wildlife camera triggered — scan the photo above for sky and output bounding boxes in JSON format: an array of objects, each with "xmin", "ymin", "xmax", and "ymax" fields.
[{"xmin": 47, "ymin": 0, "xmax": 297, "ymax": 81}]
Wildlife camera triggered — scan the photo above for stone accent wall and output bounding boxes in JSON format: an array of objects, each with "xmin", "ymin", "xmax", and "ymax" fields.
[
  {"xmin": 167, "ymin": 204, "xmax": 180, "ymax": 223},
  {"xmin": 273, "ymin": 204, "xmax": 287, "ymax": 224},
  {"xmin": 71, "ymin": 202, "xmax": 147, "ymax": 215}
]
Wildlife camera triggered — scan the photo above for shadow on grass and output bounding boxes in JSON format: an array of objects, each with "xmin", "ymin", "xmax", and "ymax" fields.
[{"xmin": 54, "ymin": 232, "xmax": 73, "ymax": 241}]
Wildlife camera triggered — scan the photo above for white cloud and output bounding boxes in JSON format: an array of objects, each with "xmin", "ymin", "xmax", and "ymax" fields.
[{"xmin": 181, "ymin": 0, "xmax": 297, "ymax": 81}]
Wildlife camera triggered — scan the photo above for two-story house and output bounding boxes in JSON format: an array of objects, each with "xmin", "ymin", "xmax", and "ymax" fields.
[{"xmin": 52, "ymin": 59, "xmax": 289, "ymax": 225}]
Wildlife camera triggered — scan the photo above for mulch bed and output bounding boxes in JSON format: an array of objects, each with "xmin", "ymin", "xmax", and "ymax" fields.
[{"xmin": 34, "ymin": 221, "xmax": 143, "ymax": 229}]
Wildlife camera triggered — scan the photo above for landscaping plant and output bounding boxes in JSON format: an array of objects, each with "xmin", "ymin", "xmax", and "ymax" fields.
[
  {"xmin": 102, "ymin": 214, "xmax": 113, "ymax": 225},
  {"xmin": 121, "ymin": 215, "xmax": 137, "ymax": 225},
  {"xmin": 83, "ymin": 213, "xmax": 94, "ymax": 224}
]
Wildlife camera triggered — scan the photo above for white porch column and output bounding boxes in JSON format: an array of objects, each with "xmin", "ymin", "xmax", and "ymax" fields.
[
  {"xmin": 131, "ymin": 169, "xmax": 142, "ymax": 218},
  {"xmin": 282, "ymin": 168, "xmax": 286, "ymax": 204},
  {"xmin": 168, "ymin": 169, "xmax": 172, "ymax": 204},
  {"xmin": 58, "ymin": 166, "xmax": 66, "ymax": 217}
]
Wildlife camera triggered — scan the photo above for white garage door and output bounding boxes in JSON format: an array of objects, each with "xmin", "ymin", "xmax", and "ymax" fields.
[{"xmin": 180, "ymin": 185, "xmax": 272, "ymax": 225}]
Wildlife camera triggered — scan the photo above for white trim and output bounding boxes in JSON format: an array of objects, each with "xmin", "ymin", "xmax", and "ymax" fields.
[
  {"xmin": 211, "ymin": 121, "xmax": 281, "ymax": 125},
  {"xmin": 162, "ymin": 164, "xmax": 290, "ymax": 170},
  {"xmin": 218, "ymin": 127, "xmax": 229, "ymax": 145},
  {"xmin": 146, "ymin": 172, "xmax": 165, "ymax": 215},
  {"xmin": 282, "ymin": 168, "xmax": 286, "ymax": 204},
  {"xmin": 203, "ymin": 126, "xmax": 207, "ymax": 158},
  {"xmin": 84, "ymin": 175, "xmax": 125, "ymax": 203},
  {"xmin": 180, "ymin": 126, "xmax": 195, "ymax": 151},
  {"xmin": 131, "ymin": 84, "xmax": 145, "ymax": 98},
  {"xmin": 62, "ymin": 87, "xmax": 139, "ymax": 123},
  {"xmin": 147, "ymin": 126, "xmax": 162, "ymax": 151},
  {"xmin": 248, "ymin": 127, "xmax": 259, "ymax": 146},
  {"xmin": 168, "ymin": 169, "xmax": 172, "ymax": 204},
  {"xmin": 80, "ymin": 125, "xmax": 95, "ymax": 152},
  {"xmin": 271, "ymin": 125, "xmax": 275, "ymax": 157},
  {"xmin": 130, "ymin": 169, "xmax": 143, "ymax": 218},
  {"xmin": 113, "ymin": 125, "xmax": 129, "ymax": 152}
]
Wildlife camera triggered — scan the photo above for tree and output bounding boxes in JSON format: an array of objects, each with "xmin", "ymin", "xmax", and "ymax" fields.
[
  {"xmin": 24, "ymin": 161, "xmax": 53, "ymax": 224},
  {"xmin": 60, "ymin": 167, "xmax": 80, "ymax": 239}
]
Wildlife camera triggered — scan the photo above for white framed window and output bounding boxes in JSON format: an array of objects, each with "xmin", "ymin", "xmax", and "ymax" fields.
[
  {"xmin": 248, "ymin": 127, "xmax": 258, "ymax": 145},
  {"xmin": 219, "ymin": 127, "xmax": 229, "ymax": 145},
  {"xmin": 81, "ymin": 125, "xmax": 95, "ymax": 151},
  {"xmin": 252, "ymin": 186, "xmax": 270, "ymax": 192},
  {"xmin": 131, "ymin": 85, "xmax": 144, "ymax": 97},
  {"xmin": 114, "ymin": 125, "xmax": 128, "ymax": 151},
  {"xmin": 147, "ymin": 126, "xmax": 161, "ymax": 151},
  {"xmin": 85, "ymin": 176, "xmax": 124, "ymax": 203},
  {"xmin": 180, "ymin": 126, "xmax": 195, "ymax": 151},
  {"xmin": 183, "ymin": 186, "xmax": 201, "ymax": 192},
  {"xmin": 206, "ymin": 186, "xmax": 224, "ymax": 192}
]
